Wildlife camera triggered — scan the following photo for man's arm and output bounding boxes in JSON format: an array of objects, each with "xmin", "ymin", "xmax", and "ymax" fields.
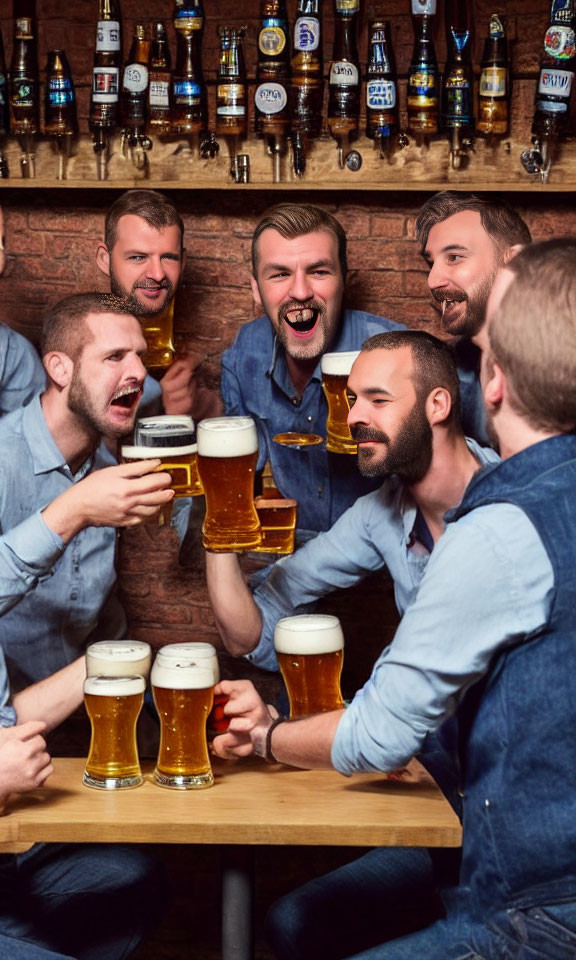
[
  {"xmin": 206, "ymin": 553, "xmax": 263, "ymax": 656},
  {"xmin": 0, "ymin": 325, "xmax": 46, "ymax": 416},
  {"xmin": 160, "ymin": 355, "xmax": 224, "ymax": 419},
  {"xmin": 12, "ymin": 656, "xmax": 86, "ymax": 732}
]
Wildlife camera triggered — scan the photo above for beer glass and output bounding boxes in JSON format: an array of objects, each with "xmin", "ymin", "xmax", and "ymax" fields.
[
  {"xmin": 155, "ymin": 643, "xmax": 228, "ymax": 737},
  {"xmin": 274, "ymin": 614, "xmax": 345, "ymax": 719},
  {"xmin": 83, "ymin": 675, "xmax": 145, "ymax": 790},
  {"xmin": 142, "ymin": 299, "xmax": 174, "ymax": 378},
  {"xmin": 151, "ymin": 659, "xmax": 215, "ymax": 789},
  {"xmin": 86, "ymin": 640, "xmax": 152, "ymax": 680},
  {"xmin": 321, "ymin": 351, "xmax": 359, "ymax": 455},
  {"xmin": 196, "ymin": 417, "xmax": 262, "ymax": 552},
  {"xmin": 255, "ymin": 497, "xmax": 297, "ymax": 554},
  {"xmin": 128, "ymin": 414, "xmax": 203, "ymax": 497}
]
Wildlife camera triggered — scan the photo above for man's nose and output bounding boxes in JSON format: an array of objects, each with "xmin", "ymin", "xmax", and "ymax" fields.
[
  {"xmin": 128, "ymin": 353, "xmax": 147, "ymax": 381},
  {"xmin": 288, "ymin": 269, "xmax": 314, "ymax": 302},
  {"xmin": 348, "ymin": 398, "xmax": 369, "ymax": 429},
  {"xmin": 146, "ymin": 256, "xmax": 165, "ymax": 283},
  {"xmin": 427, "ymin": 260, "xmax": 449, "ymax": 291}
]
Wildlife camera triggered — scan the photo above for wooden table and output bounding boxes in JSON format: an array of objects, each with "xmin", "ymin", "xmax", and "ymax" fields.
[{"xmin": 0, "ymin": 758, "xmax": 461, "ymax": 959}]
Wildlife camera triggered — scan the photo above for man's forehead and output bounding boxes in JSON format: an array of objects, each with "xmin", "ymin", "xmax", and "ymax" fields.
[
  {"xmin": 256, "ymin": 227, "xmax": 338, "ymax": 263},
  {"xmin": 426, "ymin": 210, "xmax": 493, "ymax": 253},
  {"xmin": 114, "ymin": 214, "xmax": 181, "ymax": 249},
  {"xmin": 350, "ymin": 346, "xmax": 414, "ymax": 387},
  {"xmin": 84, "ymin": 310, "xmax": 143, "ymax": 342}
]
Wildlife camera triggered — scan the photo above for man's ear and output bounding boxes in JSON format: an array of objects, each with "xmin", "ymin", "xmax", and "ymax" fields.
[
  {"xmin": 44, "ymin": 351, "xmax": 74, "ymax": 389},
  {"xmin": 250, "ymin": 274, "xmax": 263, "ymax": 309},
  {"xmin": 95, "ymin": 242, "xmax": 111, "ymax": 278},
  {"xmin": 426, "ymin": 386, "xmax": 452, "ymax": 426},
  {"xmin": 483, "ymin": 360, "xmax": 505, "ymax": 408},
  {"xmin": 503, "ymin": 243, "xmax": 523, "ymax": 266}
]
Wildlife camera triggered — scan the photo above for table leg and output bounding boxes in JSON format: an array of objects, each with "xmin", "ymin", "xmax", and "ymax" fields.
[{"xmin": 221, "ymin": 845, "xmax": 255, "ymax": 960}]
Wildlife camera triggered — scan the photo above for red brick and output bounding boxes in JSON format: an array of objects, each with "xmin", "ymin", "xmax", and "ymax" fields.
[
  {"xmin": 370, "ymin": 214, "xmax": 407, "ymax": 239},
  {"xmin": 27, "ymin": 211, "xmax": 104, "ymax": 236}
]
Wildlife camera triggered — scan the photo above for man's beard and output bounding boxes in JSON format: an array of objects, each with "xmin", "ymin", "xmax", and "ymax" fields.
[
  {"xmin": 67, "ymin": 369, "xmax": 134, "ymax": 441},
  {"xmin": 352, "ymin": 400, "xmax": 434, "ymax": 485},
  {"xmin": 434, "ymin": 272, "xmax": 496, "ymax": 339},
  {"xmin": 109, "ymin": 263, "xmax": 174, "ymax": 318}
]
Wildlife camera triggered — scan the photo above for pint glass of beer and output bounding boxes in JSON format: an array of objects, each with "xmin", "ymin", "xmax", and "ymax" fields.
[
  {"xmin": 142, "ymin": 299, "xmax": 174, "ymax": 378},
  {"xmin": 83, "ymin": 675, "xmax": 145, "ymax": 790},
  {"xmin": 196, "ymin": 417, "xmax": 262, "ymax": 552},
  {"xmin": 274, "ymin": 614, "xmax": 345, "ymax": 719},
  {"xmin": 128, "ymin": 415, "xmax": 203, "ymax": 497},
  {"xmin": 151, "ymin": 659, "xmax": 215, "ymax": 789},
  {"xmin": 155, "ymin": 643, "xmax": 228, "ymax": 737},
  {"xmin": 254, "ymin": 497, "xmax": 298, "ymax": 554},
  {"xmin": 86, "ymin": 640, "xmax": 152, "ymax": 680},
  {"xmin": 321, "ymin": 351, "xmax": 360, "ymax": 455}
]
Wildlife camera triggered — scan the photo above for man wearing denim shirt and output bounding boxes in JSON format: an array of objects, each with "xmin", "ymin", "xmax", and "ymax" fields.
[
  {"xmin": 213, "ymin": 240, "xmax": 576, "ymax": 960},
  {"xmin": 0, "ymin": 293, "xmax": 175, "ymax": 686}
]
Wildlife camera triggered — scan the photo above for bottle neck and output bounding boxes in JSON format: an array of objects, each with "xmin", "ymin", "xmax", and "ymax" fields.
[{"xmin": 333, "ymin": 16, "xmax": 358, "ymax": 61}]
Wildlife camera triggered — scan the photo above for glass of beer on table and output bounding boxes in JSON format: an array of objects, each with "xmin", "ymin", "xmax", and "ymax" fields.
[
  {"xmin": 274, "ymin": 614, "xmax": 345, "ymax": 719},
  {"xmin": 83, "ymin": 675, "xmax": 145, "ymax": 790},
  {"xmin": 321, "ymin": 351, "xmax": 359, "ymax": 454},
  {"xmin": 196, "ymin": 416, "xmax": 262, "ymax": 552},
  {"xmin": 155, "ymin": 642, "xmax": 228, "ymax": 737},
  {"xmin": 86, "ymin": 640, "xmax": 152, "ymax": 680},
  {"xmin": 151, "ymin": 658, "xmax": 215, "ymax": 789}
]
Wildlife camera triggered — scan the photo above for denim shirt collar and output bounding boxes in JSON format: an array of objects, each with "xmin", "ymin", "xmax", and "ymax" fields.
[{"xmin": 23, "ymin": 394, "xmax": 94, "ymax": 480}]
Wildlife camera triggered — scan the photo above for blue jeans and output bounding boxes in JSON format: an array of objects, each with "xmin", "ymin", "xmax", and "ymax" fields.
[
  {"xmin": 266, "ymin": 847, "xmax": 460, "ymax": 960},
  {"xmin": 0, "ymin": 842, "xmax": 166, "ymax": 959}
]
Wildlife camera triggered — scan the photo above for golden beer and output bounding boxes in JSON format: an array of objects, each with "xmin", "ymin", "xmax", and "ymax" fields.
[
  {"xmin": 83, "ymin": 676, "xmax": 145, "ymax": 790},
  {"xmin": 127, "ymin": 414, "xmax": 203, "ymax": 498},
  {"xmin": 142, "ymin": 298, "xmax": 174, "ymax": 377},
  {"xmin": 151, "ymin": 660, "xmax": 215, "ymax": 789},
  {"xmin": 274, "ymin": 614, "xmax": 345, "ymax": 719},
  {"xmin": 197, "ymin": 417, "xmax": 262, "ymax": 552},
  {"xmin": 155, "ymin": 644, "xmax": 227, "ymax": 739},
  {"xmin": 86, "ymin": 640, "xmax": 152, "ymax": 680},
  {"xmin": 321, "ymin": 351, "xmax": 359, "ymax": 455},
  {"xmin": 254, "ymin": 497, "xmax": 297, "ymax": 554}
]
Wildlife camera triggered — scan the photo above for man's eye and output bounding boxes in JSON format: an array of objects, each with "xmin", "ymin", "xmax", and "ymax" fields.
[
  {"xmin": 447, "ymin": 254, "xmax": 463, "ymax": 263},
  {"xmin": 129, "ymin": 255, "xmax": 146, "ymax": 262},
  {"xmin": 346, "ymin": 394, "xmax": 356, "ymax": 407}
]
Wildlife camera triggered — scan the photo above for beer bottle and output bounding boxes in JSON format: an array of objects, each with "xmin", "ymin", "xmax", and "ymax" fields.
[
  {"xmin": 441, "ymin": 0, "xmax": 475, "ymax": 168},
  {"xmin": 407, "ymin": 1, "xmax": 439, "ymax": 139},
  {"xmin": 148, "ymin": 22, "xmax": 172, "ymax": 137},
  {"xmin": 532, "ymin": 1, "xmax": 576, "ymax": 152},
  {"xmin": 477, "ymin": 15, "xmax": 509, "ymax": 138},
  {"xmin": 44, "ymin": 50, "xmax": 77, "ymax": 180},
  {"xmin": 366, "ymin": 21, "xmax": 399, "ymax": 157},
  {"xmin": 328, "ymin": 0, "xmax": 361, "ymax": 167},
  {"xmin": 9, "ymin": 12, "xmax": 39, "ymax": 177},
  {"xmin": 171, "ymin": 0, "xmax": 208, "ymax": 139},
  {"xmin": 121, "ymin": 23, "xmax": 152, "ymax": 166},
  {"xmin": 254, "ymin": 0, "xmax": 291, "ymax": 182},
  {"xmin": 290, "ymin": 0, "xmax": 323, "ymax": 177},
  {"xmin": 89, "ymin": 0, "xmax": 121, "ymax": 180},
  {"xmin": 216, "ymin": 27, "xmax": 248, "ymax": 180},
  {"xmin": 0, "ymin": 30, "xmax": 9, "ymax": 178}
]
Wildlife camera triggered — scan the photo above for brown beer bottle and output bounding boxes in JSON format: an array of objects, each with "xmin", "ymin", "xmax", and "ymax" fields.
[
  {"xmin": 290, "ymin": 0, "xmax": 323, "ymax": 175},
  {"xmin": 44, "ymin": 50, "xmax": 77, "ymax": 137},
  {"xmin": 477, "ymin": 14, "xmax": 509, "ymax": 137},
  {"xmin": 0, "ymin": 30, "xmax": 9, "ymax": 177},
  {"xmin": 171, "ymin": 0, "xmax": 208, "ymax": 138},
  {"xmin": 121, "ymin": 24, "xmax": 151, "ymax": 143},
  {"xmin": 532, "ymin": 0, "xmax": 576, "ymax": 143},
  {"xmin": 407, "ymin": 1, "xmax": 439, "ymax": 138},
  {"xmin": 327, "ymin": 0, "xmax": 361, "ymax": 166},
  {"xmin": 148, "ymin": 22, "xmax": 172, "ymax": 137},
  {"xmin": 9, "ymin": 13, "xmax": 39, "ymax": 136},
  {"xmin": 89, "ymin": 0, "xmax": 121, "ymax": 177},
  {"xmin": 216, "ymin": 27, "xmax": 247, "ymax": 141},
  {"xmin": 441, "ymin": 0, "xmax": 475, "ymax": 167},
  {"xmin": 366, "ymin": 21, "xmax": 399, "ymax": 153},
  {"xmin": 254, "ymin": 0, "xmax": 291, "ymax": 181}
]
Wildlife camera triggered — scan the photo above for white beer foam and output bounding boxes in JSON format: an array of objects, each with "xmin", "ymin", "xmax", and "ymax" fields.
[
  {"xmin": 156, "ymin": 642, "xmax": 217, "ymax": 661},
  {"xmin": 320, "ymin": 351, "xmax": 360, "ymax": 376},
  {"xmin": 137, "ymin": 415, "xmax": 195, "ymax": 428},
  {"xmin": 121, "ymin": 444, "xmax": 197, "ymax": 458},
  {"xmin": 274, "ymin": 614, "xmax": 344, "ymax": 655},
  {"xmin": 196, "ymin": 417, "xmax": 258, "ymax": 458},
  {"xmin": 84, "ymin": 675, "xmax": 145, "ymax": 696},
  {"xmin": 151, "ymin": 661, "xmax": 215, "ymax": 690},
  {"xmin": 87, "ymin": 640, "xmax": 151, "ymax": 662}
]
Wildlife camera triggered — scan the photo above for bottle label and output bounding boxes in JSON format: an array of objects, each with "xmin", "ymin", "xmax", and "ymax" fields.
[
  {"xmin": 48, "ymin": 77, "xmax": 75, "ymax": 106},
  {"xmin": 544, "ymin": 25, "xmax": 576, "ymax": 59},
  {"xmin": 254, "ymin": 82, "xmax": 288, "ymax": 114},
  {"xmin": 92, "ymin": 67, "xmax": 119, "ymax": 103},
  {"xmin": 411, "ymin": 0, "xmax": 437, "ymax": 12},
  {"xmin": 367, "ymin": 80, "xmax": 396, "ymax": 109},
  {"xmin": 174, "ymin": 80, "xmax": 202, "ymax": 104},
  {"xmin": 551, "ymin": 0, "xmax": 574, "ymax": 25},
  {"xmin": 123, "ymin": 64, "xmax": 149, "ymax": 93},
  {"xmin": 538, "ymin": 67, "xmax": 573, "ymax": 97},
  {"xmin": 335, "ymin": 0, "xmax": 360, "ymax": 12},
  {"xmin": 15, "ymin": 18, "xmax": 33, "ymax": 39},
  {"xmin": 174, "ymin": 8, "xmax": 203, "ymax": 30},
  {"xmin": 445, "ymin": 85, "xmax": 473, "ymax": 122},
  {"xmin": 217, "ymin": 83, "xmax": 246, "ymax": 116},
  {"xmin": 217, "ymin": 105, "xmax": 246, "ymax": 116},
  {"xmin": 536, "ymin": 98, "xmax": 568, "ymax": 113},
  {"xmin": 217, "ymin": 83, "xmax": 244, "ymax": 99},
  {"xmin": 294, "ymin": 17, "xmax": 320, "ymax": 51},
  {"xmin": 479, "ymin": 66, "xmax": 507, "ymax": 98},
  {"xmin": 330, "ymin": 62, "xmax": 359, "ymax": 86},
  {"xmin": 259, "ymin": 26, "xmax": 287, "ymax": 56},
  {"xmin": 96, "ymin": 20, "xmax": 121, "ymax": 52},
  {"xmin": 149, "ymin": 80, "xmax": 170, "ymax": 107},
  {"xmin": 11, "ymin": 79, "xmax": 35, "ymax": 107}
]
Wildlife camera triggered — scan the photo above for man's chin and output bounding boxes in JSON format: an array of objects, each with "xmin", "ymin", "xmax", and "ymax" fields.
[{"xmin": 131, "ymin": 292, "xmax": 171, "ymax": 317}]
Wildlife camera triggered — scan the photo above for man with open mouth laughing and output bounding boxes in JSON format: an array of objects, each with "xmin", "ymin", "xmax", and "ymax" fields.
[
  {"xmin": 0, "ymin": 293, "xmax": 174, "ymax": 687},
  {"xmin": 221, "ymin": 203, "xmax": 405, "ymax": 538}
]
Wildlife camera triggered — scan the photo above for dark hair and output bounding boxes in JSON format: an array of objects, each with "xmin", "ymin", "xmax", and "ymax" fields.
[
  {"xmin": 361, "ymin": 329, "xmax": 462, "ymax": 431},
  {"xmin": 252, "ymin": 203, "xmax": 347, "ymax": 277},
  {"xmin": 104, "ymin": 189, "xmax": 184, "ymax": 250},
  {"xmin": 41, "ymin": 293, "xmax": 135, "ymax": 361},
  {"xmin": 415, "ymin": 191, "xmax": 532, "ymax": 254},
  {"xmin": 489, "ymin": 238, "xmax": 576, "ymax": 433}
]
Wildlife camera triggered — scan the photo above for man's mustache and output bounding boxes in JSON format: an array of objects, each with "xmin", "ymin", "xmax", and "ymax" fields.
[
  {"xmin": 431, "ymin": 289, "xmax": 467, "ymax": 305},
  {"xmin": 350, "ymin": 426, "xmax": 390, "ymax": 444},
  {"xmin": 133, "ymin": 279, "xmax": 171, "ymax": 291}
]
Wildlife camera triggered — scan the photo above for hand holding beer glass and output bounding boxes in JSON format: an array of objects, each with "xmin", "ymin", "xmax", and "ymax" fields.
[
  {"xmin": 151, "ymin": 658, "xmax": 215, "ymax": 789},
  {"xmin": 86, "ymin": 640, "xmax": 152, "ymax": 680},
  {"xmin": 321, "ymin": 351, "xmax": 359, "ymax": 454},
  {"xmin": 274, "ymin": 614, "xmax": 345, "ymax": 719},
  {"xmin": 83, "ymin": 675, "xmax": 145, "ymax": 790},
  {"xmin": 155, "ymin": 642, "xmax": 228, "ymax": 738},
  {"xmin": 197, "ymin": 416, "xmax": 262, "ymax": 552}
]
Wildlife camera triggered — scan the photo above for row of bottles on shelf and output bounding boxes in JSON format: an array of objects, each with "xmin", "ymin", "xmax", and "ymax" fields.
[{"xmin": 0, "ymin": 0, "xmax": 573, "ymax": 183}]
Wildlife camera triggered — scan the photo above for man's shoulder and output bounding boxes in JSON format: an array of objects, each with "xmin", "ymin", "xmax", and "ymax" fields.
[
  {"xmin": 339, "ymin": 310, "xmax": 405, "ymax": 344},
  {"xmin": 223, "ymin": 315, "xmax": 273, "ymax": 356}
]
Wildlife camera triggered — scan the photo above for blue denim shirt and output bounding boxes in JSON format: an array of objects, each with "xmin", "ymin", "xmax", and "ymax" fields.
[
  {"xmin": 221, "ymin": 310, "xmax": 406, "ymax": 534},
  {"xmin": 0, "ymin": 324, "xmax": 46, "ymax": 416},
  {"xmin": 0, "ymin": 649, "xmax": 16, "ymax": 728},
  {"xmin": 331, "ymin": 500, "xmax": 553, "ymax": 774},
  {"xmin": 247, "ymin": 438, "xmax": 499, "ymax": 672}
]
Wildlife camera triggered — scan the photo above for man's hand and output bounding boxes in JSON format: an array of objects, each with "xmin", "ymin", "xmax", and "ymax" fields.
[
  {"xmin": 0, "ymin": 720, "xmax": 52, "ymax": 805},
  {"xmin": 160, "ymin": 354, "xmax": 225, "ymax": 419},
  {"xmin": 42, "ymin": 460, "xmax": 174, "ymax": 542},
  {"xmin": 211, "ymin": 680, "xmax": 277, "ymax": 760}
]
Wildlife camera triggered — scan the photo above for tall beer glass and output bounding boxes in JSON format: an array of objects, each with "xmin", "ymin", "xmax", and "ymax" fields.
[
  {"xmin": 125, "ymin": 415, "xmax": 203, "ymax": 497},
  {"xmin": 196, "ymin": 417, "xmax": 262, "ymax": 552},
  {"xmin": 155, "ymin": 643, "xmax": 227, "ymax": 737},
  {"xmin": 151, "ymin": 659, "xmax": 215, "ymax": 789},
  {"xmin": 86, "ymin": 640, "xmax": 152, "ymax": 680},
  {"xmin": 321, "ymin": 351, "xmax": 359, "ymax": 454},
  {"xmin": 83, "ymin": 675, "xmax": 145, "ymax": 790},
  {"xmin": 142, "ymin": 299, "xmax": 174, "ymax": 378},
  {"xmin": 274, "ymin": 614, "xmax": 345, "ymax": 719}
]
